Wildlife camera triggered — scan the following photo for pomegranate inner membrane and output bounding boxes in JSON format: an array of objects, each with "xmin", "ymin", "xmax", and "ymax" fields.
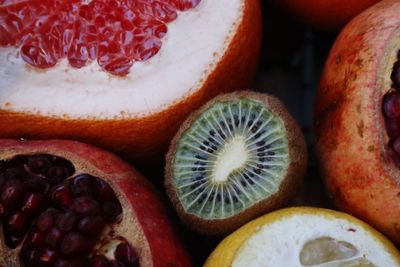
[
  {"xmin": 0, "ymin": 154, "xmax": 138, "ymax": 267},
  {"xmin": 0, "ymin": 0, "xmax": 201, "ymax": 76},
  {"xmin": 382, "ymin": 51, "xmax": 400, "ymax": 167}
]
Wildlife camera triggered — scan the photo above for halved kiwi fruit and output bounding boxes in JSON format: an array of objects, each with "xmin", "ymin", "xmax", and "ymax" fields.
[{"xmin": 165, "ymin": 91, "xmax": 307, "ymax": 235}]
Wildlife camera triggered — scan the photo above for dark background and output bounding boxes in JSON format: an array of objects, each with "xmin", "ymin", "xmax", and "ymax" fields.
[{"xmin": 140, "ymin": 1, "xmax": 341, "ymax": 266}]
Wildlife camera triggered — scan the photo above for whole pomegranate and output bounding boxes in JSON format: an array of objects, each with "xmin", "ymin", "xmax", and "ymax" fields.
[
  {"xmin": 271, "ymin": 0, "xmax": 380, "ymax": 31},
  {"xmin": 315, "ymin": 0, "xmax": 400, "ymax": 243},
  {"xmin": 0, "ymin": 139, "xmax": 191, "ymax": 266}
]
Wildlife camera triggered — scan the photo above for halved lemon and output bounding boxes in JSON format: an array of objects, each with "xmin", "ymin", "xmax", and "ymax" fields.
[{"xmin": 204, "ymin": 207, "xmax": 400, "ymax": 267}]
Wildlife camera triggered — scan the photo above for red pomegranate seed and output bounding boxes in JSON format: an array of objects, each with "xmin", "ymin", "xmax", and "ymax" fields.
[
  {"xmin": 90, "ymin": 255, "xmax": 110, "ymax": 267},
  {"xmin": 56, "ymin": 211, "xmax": 79, "ymax": 232},
  {"xmin": 25, "ymin": 174, "xmax": 50, "ymax": 193},
  {"xmin": 22, "ymin": 192, "xmax": 44, "ymax": 214},
  {"xmin": 51, "ymin": 184, "xmax": 74, "ymax": 209},
  {"xmin": 92, "ymin": 178, "xmax": 116, "ymax": 202},
  {"xmin": 60, "ymin": 232, "xmax": 89, "ymax": 255},
  {"xmin": 47, "ymin": 165, "xmax": 73, "ymax": 184},
  {"xmin": 115, "ymin": 242, "xmax": 139, "ymax": 267},
  {"xmin": 102, "ymin": 201, "xmax": 122, "ymax": 223},
  {"xmin": 70, "ymin": 174, "xmax": 93, "ymax": 197},
  {"xmin": 77, "ymin": 215, "xmax": 105, "ymax": 236},
  {"xmin": 28, "ymin": 155, "xmax": 52, "ymax": 174},
  {"xmin": 28, "ymin": 231, "xmax": 46, "ymax": 247},
  {"xmin": 1, "ymin": 178, "xmax": 24, "ymax": 206},
  {"xmin": 36, "ymin": 210, "xmax": 56, "ymax": 232},
  {"xmin": 46, "ymin": 227, "xmax": 64, "ymax": 248},
  {"xmin": 383, "ymin": 91, "xmax": 400, "ymax": 119},
  {"xmin": 36, "ymin": 248, "xmax": 59, "ymax": 265},
  {"xmin": 73, "ymin": 196, "xmax": 100, "ymax": 216},
  {"xmin": 6, "ymin": 211, "xmax": 29, "ymax": 235}
]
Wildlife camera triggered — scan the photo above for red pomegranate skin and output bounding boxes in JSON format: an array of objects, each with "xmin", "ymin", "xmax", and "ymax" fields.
[
  {"xmin": 0, "ymin": 139, "xmax": 191, "ymax": 267},
  {"xmin": 314, "ymin": 0, "xmax": 400, "ymax": 243},
  {"xmin": 272, "ymin": 0, "xmax": 380, "ymax": 31}
]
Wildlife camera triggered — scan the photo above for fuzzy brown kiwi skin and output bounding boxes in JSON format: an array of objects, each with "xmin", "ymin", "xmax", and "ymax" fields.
[{"xmin": 165, "ymin": 91, "xmax": 307, "ymax": 236}]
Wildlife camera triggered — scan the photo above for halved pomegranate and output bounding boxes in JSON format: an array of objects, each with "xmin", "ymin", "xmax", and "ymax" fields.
[
  {"xmin": 0, "ymin": 0, "xmax": 262, "ymax": 164},
  {"xmin": 0, "ymin": 139, "xmax": 191, "ymax": 266},
  {"xmin": 315, "ymin": 0, "xmax": 400, "ymax": 243}
]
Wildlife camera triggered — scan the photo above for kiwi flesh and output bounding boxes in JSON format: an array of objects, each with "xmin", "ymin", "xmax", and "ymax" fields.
[{"xmin": 165, "ymin": 91, "xmax": 307, "ymax": 235}]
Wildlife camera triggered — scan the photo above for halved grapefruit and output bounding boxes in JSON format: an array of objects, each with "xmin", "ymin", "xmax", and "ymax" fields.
[
  {"xmin": 204, "ymin": 207, "xmax": 400, "ymax": 267},
  {"xmin": 0, "ymin": 0, "xmax": 262, "ymax": 164}
]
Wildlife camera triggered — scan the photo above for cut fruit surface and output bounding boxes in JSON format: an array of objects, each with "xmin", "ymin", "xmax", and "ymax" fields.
[
  {"xmin": 0, "ymin": 139, "xmax": 191, "ymax": 267},
  {"xmin": 165, "ymin": 91, "xmax": 307, "ymax": 235},
  {"xmin": 204, "ymin": 207, "xmax": 400, "ymax": 267},
  {"xmin": 0, "ymin": 0, "xmax": 262, "ymax": 163},
  {"xmin": 1, "ymin": 0, "xmax": 200, "ymax": 76}
]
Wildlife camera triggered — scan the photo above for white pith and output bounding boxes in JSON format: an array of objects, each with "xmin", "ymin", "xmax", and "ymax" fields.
[
  {"xmin": 232, "ymin": 214, "xmax": 398, "ymax": 267},
  {"xmin": 212, "ymin": 135, "xmax": 248, "ymax": 183},
  {"xmin": 0, "ymin": 0, "xmax": 242, "ymax": 118}
]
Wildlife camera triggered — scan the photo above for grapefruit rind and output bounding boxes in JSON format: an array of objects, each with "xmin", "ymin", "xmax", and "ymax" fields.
[{"xmin": 204, "ymin": 207, "xmax": 400, "ymax": 267}]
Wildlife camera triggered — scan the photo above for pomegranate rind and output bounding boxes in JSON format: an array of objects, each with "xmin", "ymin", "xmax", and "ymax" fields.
[
  {"xmin": 0, "ymin": 0, "xmax": 262, "ymax": 164},
  {"xmin": 314, "ymin": 0, "xmax": 400, "ymax": 244},
  {"xmin": 272, "ymin": 0, "xmax": 380, "ymax": 31},
  {"xmin": 0, "ymin": 139, "xmax": 191, "ymax": 267},
  {"xmin": 203, "ymin": 207, "xmax": 400, "ymax": 266}
]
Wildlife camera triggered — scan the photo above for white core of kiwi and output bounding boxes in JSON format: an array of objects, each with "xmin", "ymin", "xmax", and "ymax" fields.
[
  {"xmin": 171, "ymin": 97, "xmax": 290, "ymax": 220},
  {"xmin": 213, "ymin": 135, "xmax": 248, "ymax": 183}
]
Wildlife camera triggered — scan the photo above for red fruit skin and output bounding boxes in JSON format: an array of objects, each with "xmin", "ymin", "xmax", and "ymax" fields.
[
  {"xmin": 272, "ymin": 0, "xmax": 380, "ymax": 31},
  {"xmin": 314, "ymin": 0, "xmax": 400, "ymax": 243},
  {"xmin": 0, "ymin": 139, "xmax": 191, "ymax": 267}
]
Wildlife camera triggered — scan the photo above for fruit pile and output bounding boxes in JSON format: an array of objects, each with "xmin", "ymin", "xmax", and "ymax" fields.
[{"xmin": 2, "ymin": 0, "xmax": 400, "ymax": 266}]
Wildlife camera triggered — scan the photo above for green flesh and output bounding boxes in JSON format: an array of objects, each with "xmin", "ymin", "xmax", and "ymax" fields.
[{"xmin": 172, "ymin": 97, "xmax": 289, "ymax": 219}]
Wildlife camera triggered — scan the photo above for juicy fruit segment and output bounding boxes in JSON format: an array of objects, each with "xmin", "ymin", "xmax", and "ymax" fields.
[
  {"xmin": 172, "ymin": 98, "xmax": 289, "ymax": 219},
  {"xmin": 204, "ymin": 208, "xmax": 400, "ymax": 267},
  {"xmin": 299, "ymin": 237, "xmax": 374, "ymax": 266},
  {"xmin": 0, "ymin": 154, "xmax": 137, "ymax": 266},
  {"xmin": 0, "ymin": 0, "xmax": 201, "ymax": 76},
  {"xmin": 382, "ymin": 50, "xmax": 400, "ymax": 166}
]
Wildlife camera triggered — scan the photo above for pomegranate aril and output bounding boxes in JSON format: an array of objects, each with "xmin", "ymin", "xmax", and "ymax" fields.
[
  {"xmin": 22, "ymin": 192, "xmax": 44, "ymax": 214},
  {"xmin": 61, "ymin": 232, "xmax": 89, "ymax": 255},
  {"xmin": 102, "ymin": 201, "xmax": 122, "ymax": 222},
  {"xmin": 46, "ymin": 227, "xmax": 64, "ymax": 248},
  {"xmin": 5, "ymin": 211, "xmax": 29, "ymax": 236},
  {"xmin": 73, "ymin": 196, "xmax": 100, "ymax": 216},
  {"xmin": 77, "ymin": 215, "xmax": 105, "ymax": 236},
  {"xmin": 51, "ymin": 184, "xmax": 74, "ymax": 209},
  {"xmin": 56, "ymin": 211, "xmax": 79, "ymax": 232},
  {"xmin": 115, "ymin": 242, "xmax": 139, "ymax": 267},
  {"xmin": 103, "ymin": 56, "xmax": 133, "ymax": 76},
  {"xmin": 28, "ymin": 155, "xmax": 52, "ymax": 174},
  {"xmin": 70, "ymin": 173, "xmax": 93, "ymax": 197},
  {"xmin": 47, "ymin": 165, "xmax": 73, "ymax": 184},
  {"xmin": 21, "ymin": 38, "xmax": 58, "ymax": 68},
  {"xmin": 28, "ymin": 231, "xmax": 46, "ymax": 246},
  {"xmin": 1, "ymin": 178, "xmax": 24, "ymax": 206},
  {"xmin": 36, "ymin": 210, "xmax": 56, "ymax": 232},
  {"xmin": 25, "ymin": 174, "xmax": 50, "ymax": 193},
  {"xmin": 35, "ymin": 248, "xmax": 59, "ymax": 266},
  {"xmin": 383, "ymin": 91, "xmax": 400, "ymax": 119},
  {"xmin": 92, "ymin": 177, "xmax": 117, "ymax": 202},
  {"xmin": 90, "ymin": 255, "xmax": 110, "ymax": 267}
]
